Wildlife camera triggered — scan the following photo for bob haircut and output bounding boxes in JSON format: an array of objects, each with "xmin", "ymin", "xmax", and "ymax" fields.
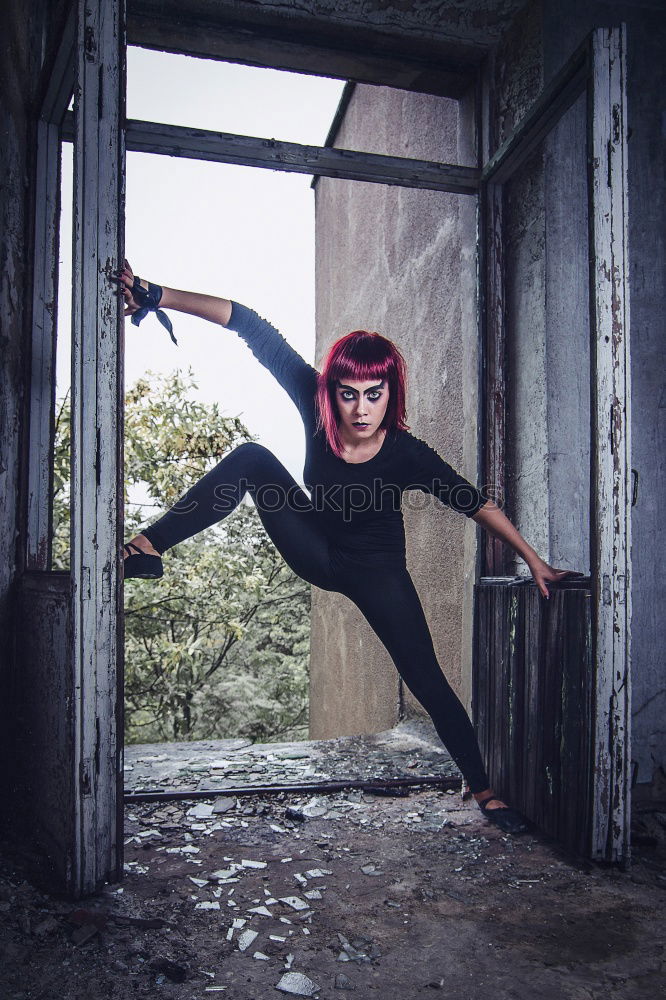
[{"xmin": 315, "ymin": 329, "xmax": 410, "ymax": 458}]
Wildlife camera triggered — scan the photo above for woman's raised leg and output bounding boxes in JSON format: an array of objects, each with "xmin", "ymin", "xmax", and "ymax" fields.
[{"xmin": 138, "ymin": 442, "xmax": 334, "ymax": 589}]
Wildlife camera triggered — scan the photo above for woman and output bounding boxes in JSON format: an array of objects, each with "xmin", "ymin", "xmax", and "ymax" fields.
[{"xmin": 112, "ymin": 262, "xmax": 578, "ymax": 835}]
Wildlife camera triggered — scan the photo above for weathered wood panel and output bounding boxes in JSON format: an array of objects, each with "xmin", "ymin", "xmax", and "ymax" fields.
[
  {"xmin": 71, "ymin": 0, "xmax": 125, "ymax": 897},
  {"xmin": 15, "ymin": 572, "xmax": 75, "ymax": 890},
  {"xmin": 26, "ymin": 119, "xmax": 60, "ymax": 570},
  {"xmin": 588, "ymin": 26, "xmax": 632, "ymax": 863},
  {"xmin": 481, "ymin": 181, "xmax": 508, "ymax": 575},
  {"xmin": 474, "ymin": 579, "xmax": 593, "ymax": 858}
]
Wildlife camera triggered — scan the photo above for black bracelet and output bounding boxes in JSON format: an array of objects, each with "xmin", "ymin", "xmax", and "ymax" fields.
[{"xmin": 130, "ymin": 276, "xmax": 178, "ymax": 345}]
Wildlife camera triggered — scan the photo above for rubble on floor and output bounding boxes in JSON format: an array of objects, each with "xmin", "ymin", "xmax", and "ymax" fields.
[{"xmin": 1, "ymin": 722, "xmax": 665, "ymax": 999}]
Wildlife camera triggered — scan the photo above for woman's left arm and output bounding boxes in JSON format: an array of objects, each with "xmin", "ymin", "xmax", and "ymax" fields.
[{"xmin": 471, "ymin": 500, "xmax": 582, "ymax": 599}]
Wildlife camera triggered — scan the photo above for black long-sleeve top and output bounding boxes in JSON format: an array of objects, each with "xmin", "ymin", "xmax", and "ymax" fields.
[{"xmin": 227, "ymin": 301, "xmax": 485, "ymax": 567}]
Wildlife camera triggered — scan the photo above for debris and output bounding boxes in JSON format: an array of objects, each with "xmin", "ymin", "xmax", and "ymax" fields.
[
  {"xmin": 253, "ymin": 951, "xmax": 270, "ymax": 960},
  {"xmin": 195, "ymin": 901, "xmax": 220, "ymax": 910},
  {"xmin": 67, "ymin": 909, "xmax": 108, "ymax": 931},
  {"xmin": 275, "ymin": 971, "xmax": 320, "ymax": 996},
  {"xmin": 242, "ymin": 859, "xmax": 268, "ymax": 869},
  {"xmin": 166, "ymin": 845, "xmax": 200, "ymax": 855},
  {"xmin": 187, "ymin": 803, "xmax": 215, "ymax": 819},
  {"xmin": 212, "ymin": 797, "xmax": 236, "ymax": 814},
  {"xmin": 335, "ymin": 973, "xmax": 355, "ymax": 990},
  {"xmin": 149, "ymin": 958, "xmax": 189, "ymax": 983},
  {"xmin": 279, "ymin": 896, "xmax": 310, "ymax": 911},
  {"xmin": 336, "ymin": 933, "xmax": 379, "ymax": 963},
  {"xmin": 304, "ymin": 890, "xmax": 322, "ymax": 900},
  {"xmin": 360, "ymin": 864, "xmax": 383, "ymax": 876},
  {"xmin": 71, "ymin": 923, "xmax": 99, "ymax": 947},
  {"xmin": 285, "ymin": 807, "xmax": 306, "ymax": 823},
  {"xmin": 238, "ymin": 929, "xmax": 259, "ymax": 952},
  {"xmin": 248, "ymin": 906, "xmax": 273, "ymax": 917},
  {"xmin": 33, "ymin": 916, "xmax": 60, "ymax": 937},
  {"xmin": 301, "ymin": 798, "xmax": 328, "ymax": 818},
  {"xmin": 270, "ymin": 935, "xmax": 287, "ymax": 942},
  {"xmin": 304, "ymin": 869, "xmax": 332, "ymax": 878},
  {"xmin": 189, "ymin": 877, "xmax": 209, "ymax": 887}
]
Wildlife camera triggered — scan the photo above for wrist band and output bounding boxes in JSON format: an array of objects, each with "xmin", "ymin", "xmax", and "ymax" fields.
[{"xmin": 130, "ymin": 276, "xmax": 178, "ymax": 345}]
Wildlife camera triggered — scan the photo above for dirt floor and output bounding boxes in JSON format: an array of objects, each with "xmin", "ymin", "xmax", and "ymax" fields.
[{"xmin": 1, "ymin": 723, "xmax": 665, "ymax": 1000}]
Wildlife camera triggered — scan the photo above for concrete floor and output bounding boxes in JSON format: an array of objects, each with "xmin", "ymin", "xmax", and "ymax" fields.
[{"xmin": 1, "ymin": 723, "xmax": 665, "ymax": 999}]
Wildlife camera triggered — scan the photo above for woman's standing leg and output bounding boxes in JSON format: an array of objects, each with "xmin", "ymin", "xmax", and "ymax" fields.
[
  {"xmin": 140, "ymin": 442, "xmax": 335, "ymax": 590},
  {"xmin": 343, "ymin": 568, "xmax": 491, "ymax": 794}
]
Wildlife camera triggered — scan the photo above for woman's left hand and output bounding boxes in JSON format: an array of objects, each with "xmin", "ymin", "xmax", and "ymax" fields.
[{"xmin": 527, "ymin": 558, "xmax": 585, "ymax": 599}]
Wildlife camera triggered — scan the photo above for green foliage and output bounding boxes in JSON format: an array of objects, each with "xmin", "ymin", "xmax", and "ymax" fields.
[{"xmin": 52, "ymin": 370, "xmax": 311, "ymax": 745}]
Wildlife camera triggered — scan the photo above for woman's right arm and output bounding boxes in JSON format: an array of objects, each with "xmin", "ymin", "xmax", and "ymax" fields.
[
  {"xmin": 113, "ymin": 261, "xmax": 232, "ymax": 327},
  {"xmin": 114, "ymin": 260, "xmax": 318, "ymax": 418}
]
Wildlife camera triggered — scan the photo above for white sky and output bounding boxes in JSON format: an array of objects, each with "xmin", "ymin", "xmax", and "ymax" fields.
[{"xmin": 57, "ymin": 48, "xmax": 346, "ymax": 483}]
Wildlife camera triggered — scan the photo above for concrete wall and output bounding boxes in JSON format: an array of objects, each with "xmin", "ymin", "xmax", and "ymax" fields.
[{"xmin": 310, "ymin": 86, "xmax": 479, "ymax": 738}]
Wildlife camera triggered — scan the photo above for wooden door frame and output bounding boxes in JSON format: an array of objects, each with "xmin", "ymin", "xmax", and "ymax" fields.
[{"xmin": 478, "ymin": 27, "xmax": 632, "ymax": 863}]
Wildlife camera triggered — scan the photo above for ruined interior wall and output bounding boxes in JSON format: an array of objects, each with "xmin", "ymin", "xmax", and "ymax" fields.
[{"xmin": 310, "ymin": 86, "xmax": 479, "ymax": 738}]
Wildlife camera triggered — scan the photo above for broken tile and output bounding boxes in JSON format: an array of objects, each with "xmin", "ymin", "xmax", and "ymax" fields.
[
  {"xmin": 360, "ymin": 864, "xmax": 383, "ymax": 876},
  {"xmin": 241, "ymin": 859, "xmax": 267, "ymax": 869},
  {"xmin": 335, "ymin": 973, "xmax": 355, "ymax": 991},
  {"xmin": 187, "ymin": 803, "xmax": 215, "ymax": 820},
  {"xmin": 278, "ymin": 896, "xmax": 310, "ymax": 911},
  {"xmin": 253, "ymin": 951, "xmax": 270, "ymax": 960},
  {"xmin": 275, "ymin": 971, "xmax": 320, "ymax": 996},
  {"xmin": 237, "ymin": 929, "xmax": 259, "ymax": 952},
  {"xmin": 212, "ymin": 797, "xmax": 236, "ymax": 814},
  {"xmin": 195, "ymin": 901, "xmax": 220, "ymax": 910},
  {"xmin": 247, "ymin": 906, "xmax": 273, "ymax": 917},
  {"xmin": 304, "ymin": 869, "xmax": 332, "ymax": 878}
]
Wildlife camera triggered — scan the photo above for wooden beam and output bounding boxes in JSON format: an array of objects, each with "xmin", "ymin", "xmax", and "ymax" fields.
[
  {"xmin": 71, "ymin": 0, "xmax": 125, "ymax": 898},
  {"xmin": 589, "ymin": 26, "xmax": 632, "ymax": 865},
  {"xmin": 61, "ymin": 113, "xmax": 480, "ymax": 194}
]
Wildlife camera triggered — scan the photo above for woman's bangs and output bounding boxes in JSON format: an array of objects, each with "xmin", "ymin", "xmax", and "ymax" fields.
[{"xmin": 331, "ymin": 356, "xmax": 390, "ymax": 385}]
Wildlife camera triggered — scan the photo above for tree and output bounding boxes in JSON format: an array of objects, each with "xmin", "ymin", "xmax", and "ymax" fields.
[{"xmin": 52, "ymin": 371, "xmax": 311, "ymax": 744}]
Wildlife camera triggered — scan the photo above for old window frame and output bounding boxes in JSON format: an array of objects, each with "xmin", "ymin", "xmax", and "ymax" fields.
[{"xmin": 26, "ymin": 6, "xmax": 631, "ymax": 890}]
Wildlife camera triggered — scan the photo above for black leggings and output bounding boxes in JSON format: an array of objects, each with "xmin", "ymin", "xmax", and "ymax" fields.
[{"xmin": 142, "ymin": 442, "xmax": 490, "ymax": 793}]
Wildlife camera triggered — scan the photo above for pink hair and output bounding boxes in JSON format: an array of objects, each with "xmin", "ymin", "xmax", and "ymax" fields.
[{"xmin": 315, "ymin": 329, "xmax": 410, "ymax": 458}]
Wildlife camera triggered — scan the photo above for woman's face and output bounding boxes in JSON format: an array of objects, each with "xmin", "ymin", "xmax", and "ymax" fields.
[{"xmin": 334, "ymin": 377, "xmax": 390, "ymax": 440}]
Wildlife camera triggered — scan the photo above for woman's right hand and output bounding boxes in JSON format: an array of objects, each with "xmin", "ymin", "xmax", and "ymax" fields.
[{"xmin": 110, "ymin": 259, "xmax": 146, "ymax": 317}]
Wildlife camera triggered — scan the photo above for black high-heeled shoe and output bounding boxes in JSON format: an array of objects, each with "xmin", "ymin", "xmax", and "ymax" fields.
[
  {"xmin": 477, "ymin": 796, "xmax": 529, "ymax": 835},
  {"xmin": 123, "ymin": 541, "xmax": 163, "ymax": 580}
]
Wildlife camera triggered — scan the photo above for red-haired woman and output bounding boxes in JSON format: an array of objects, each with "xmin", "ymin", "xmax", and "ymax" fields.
[{"xmin": 113, "ymin": 263, "xmax": 578, "ymax": 835}]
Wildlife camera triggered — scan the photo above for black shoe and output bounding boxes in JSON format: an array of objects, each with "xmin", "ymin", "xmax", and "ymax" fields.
[
  {"xmin": 477, "ymin": 796, "xmax": 529, "ymax": 835},
  {"xmin": 123, "ymin": 541, "xmax": 163, "ymax": 579}
]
